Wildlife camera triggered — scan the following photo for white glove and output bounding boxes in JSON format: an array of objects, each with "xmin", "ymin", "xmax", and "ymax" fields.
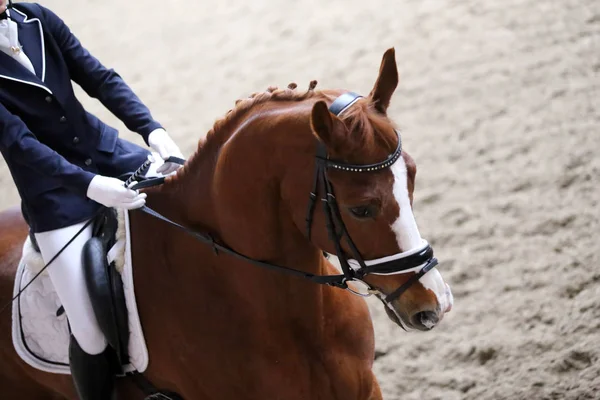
[
  {"xmin": 86, "ymin": 175, "xmax": 147, "ymax": 210},
  {"xmin": 147, "ymin": 128, "xmax": 184, "ymax": 175}
]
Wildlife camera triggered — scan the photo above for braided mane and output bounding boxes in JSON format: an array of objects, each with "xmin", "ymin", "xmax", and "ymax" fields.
[
  {"xmin": 209, "ymin": 81, "xmax": 321, "ymax": 145},
  {"xmin": 168, "ymin": 80, "xmax": 398, "ymax": 186}
]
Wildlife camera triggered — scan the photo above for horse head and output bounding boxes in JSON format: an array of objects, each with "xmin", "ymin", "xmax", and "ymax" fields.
[{"xmin": 280, "ymin": 48, "xmax": 454, "ymax": 331}]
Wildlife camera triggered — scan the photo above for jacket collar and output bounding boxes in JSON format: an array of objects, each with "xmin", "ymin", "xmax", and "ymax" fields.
[{"xmin": 0, "ymin": 7, "xmax": 50, "ymax": 93}]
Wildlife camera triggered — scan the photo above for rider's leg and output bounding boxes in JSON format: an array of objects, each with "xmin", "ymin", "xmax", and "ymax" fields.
[
  {"xmin": 34, "ymin": 219, "xmax": 107, "ymax": 355},
  {"xmin": 34, "ymin": 219, "xmax": 115, "ymax": 400}
]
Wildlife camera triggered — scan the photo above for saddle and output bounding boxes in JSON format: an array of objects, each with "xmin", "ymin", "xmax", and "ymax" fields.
[
  {"xmin": 29, "ymin": 207, "xmax": 131, "ymax": 371},
  {"xmin": 15, "ymin": 155, "xmax": 186, "ymax": 398}
]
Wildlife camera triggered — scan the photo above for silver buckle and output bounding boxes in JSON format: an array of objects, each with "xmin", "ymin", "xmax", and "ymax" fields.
[{"xmin": 345, "ymin": 279, "xmax": 381, "ymax": 297}]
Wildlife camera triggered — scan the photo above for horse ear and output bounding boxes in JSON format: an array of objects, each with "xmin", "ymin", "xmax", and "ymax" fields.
[
  {"xmin": 369, "ymin": 47, "xmax": 399, "ymax": 114},
  {"xmin": 310, "ymin": 101, "xmax": 347, "ymax": 150}
]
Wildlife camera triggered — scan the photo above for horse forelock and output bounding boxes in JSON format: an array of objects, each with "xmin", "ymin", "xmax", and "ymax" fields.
[{"xmin": 336, "ymin": 99, "xmax": 399, "ymax": 160}]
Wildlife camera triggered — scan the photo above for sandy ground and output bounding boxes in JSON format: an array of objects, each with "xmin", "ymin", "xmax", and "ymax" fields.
[{"xmin": 2, "ymin": 0, "xmax": 599, "ymax": 399}]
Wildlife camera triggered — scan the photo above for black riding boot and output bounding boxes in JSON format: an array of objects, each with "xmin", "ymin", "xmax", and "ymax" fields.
[{"xmin": 69, "ymin": 335, "xmax": 116, "ymax": 400}]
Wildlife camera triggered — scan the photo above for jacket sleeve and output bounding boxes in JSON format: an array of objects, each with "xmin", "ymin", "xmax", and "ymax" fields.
[
  {"xmin": 0, "ymin": 102, "xmax": 96, "ymax": 195},
  {"xmin": 35, "ymin": 4, "xmax": 163, "ymax": 146}
]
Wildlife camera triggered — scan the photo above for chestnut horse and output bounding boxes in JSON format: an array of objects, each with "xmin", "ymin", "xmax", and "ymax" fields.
[{"xmin": 0, "ymin": 48, "xmax": 453, "ymax": 399}]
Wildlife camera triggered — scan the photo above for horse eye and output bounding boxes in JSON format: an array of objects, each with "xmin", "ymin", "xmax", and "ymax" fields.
[{"xmin": 349, "ymin": 205, "xmax": 376, "ymax": 219}]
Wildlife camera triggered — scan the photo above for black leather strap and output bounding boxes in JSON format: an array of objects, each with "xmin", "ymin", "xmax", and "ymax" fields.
[
  {"xmin": 136, "ymin": 205, "xmax": 348, "ymax": 287},
  {"xmin": 130, "ymin": 177, "xmax": 167, "ymax": 190},
  {"xmin": 304, "ymin": 150, "xmax": 323, "ymax": 240},
  {"xmin": 128, "ymin": 156, "xmax": 187, "ymax": 191},
  {"xmin": 384, "ymin": 258, "xmax": 438, "ymax": 303},
  {"xmin": 164, "ymin": 156, "xmax": 186, "ymax": 165}
]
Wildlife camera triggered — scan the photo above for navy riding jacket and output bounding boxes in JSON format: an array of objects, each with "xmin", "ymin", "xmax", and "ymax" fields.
[{"xmin": 0, "ymin": 3, "xmax": 160, "ymax": 232}]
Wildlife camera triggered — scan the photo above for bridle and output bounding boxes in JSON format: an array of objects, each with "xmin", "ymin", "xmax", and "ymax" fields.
[
  {"xmin": 302, "ymin": 92, "xmax": 439, "ymax": 309},
  {"xmin": 130, "ymin": 92, "xmax": 439, "ymax": 313}
]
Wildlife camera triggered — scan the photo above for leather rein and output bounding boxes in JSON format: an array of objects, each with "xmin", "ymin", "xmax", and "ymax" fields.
[{"xmin": 131, "ymin": 92, "xmax": 439, "ymax": 304}]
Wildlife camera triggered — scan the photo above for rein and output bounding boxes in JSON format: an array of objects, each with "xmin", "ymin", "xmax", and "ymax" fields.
[{"xmin": 134, "ymin": 203, "xmax": 350, "ymax": 287}]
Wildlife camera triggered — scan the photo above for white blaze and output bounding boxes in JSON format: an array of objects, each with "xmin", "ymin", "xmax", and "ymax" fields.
[
  {"xmin": 390, "ymin": 158, "xmax": 453, "ymax": 313},
  {"xmin": 390, "ymin": 158, "xmax": 422, "ymax": 250}
]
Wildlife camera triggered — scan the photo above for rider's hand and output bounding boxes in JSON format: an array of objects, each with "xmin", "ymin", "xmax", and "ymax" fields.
[
  {"xmin": 147, "ymin": 128, "xmax": 184, "ymax": 175},
  {"xmin": 86, "ymin": 175, "xmax": 146, "ymax": 209}
]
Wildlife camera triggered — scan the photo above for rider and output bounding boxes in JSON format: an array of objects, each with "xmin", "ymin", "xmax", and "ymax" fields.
[{"xmin": 0, "ymin": 1, "xmax": 184, "ymax": 398}]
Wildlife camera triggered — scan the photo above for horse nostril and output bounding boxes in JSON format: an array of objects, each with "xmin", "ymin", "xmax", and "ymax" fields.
[{"xmin": 412, "ymin": 310, "xmax": 439, "ymax": 330}]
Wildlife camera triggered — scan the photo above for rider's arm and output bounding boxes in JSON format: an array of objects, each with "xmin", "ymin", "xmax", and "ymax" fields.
[
  {"xmin": 0, "ymin": 102, "xmax": 95, "ymax": 195},
  {"xmin": 34, "ymin": 3, "xmax": 163, "ymax": 146}
]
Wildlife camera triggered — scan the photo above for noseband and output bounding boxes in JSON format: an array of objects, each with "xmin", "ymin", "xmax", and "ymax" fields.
[{"xmin": 129, "ymin": 92, "xmax": 438, "ymax": 307}]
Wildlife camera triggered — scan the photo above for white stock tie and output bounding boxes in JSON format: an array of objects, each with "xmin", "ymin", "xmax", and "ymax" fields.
[{"xmin": 0, "ymin": 16, "xmax": 36, "ymax": 75}]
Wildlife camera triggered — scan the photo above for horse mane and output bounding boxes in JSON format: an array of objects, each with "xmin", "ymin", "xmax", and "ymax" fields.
[
  {"xmin": 210, "ymin": 81, "xmax": 320, "ymax": 143},
  {"xmin": 165, "ymin": 80, "xmax": 398, "ymax": 187}
]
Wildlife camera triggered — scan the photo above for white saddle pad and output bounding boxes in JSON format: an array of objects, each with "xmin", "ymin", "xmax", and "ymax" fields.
[{"xmin": 11, "ymin": 208, "xmax": 148, "ymax": 375}]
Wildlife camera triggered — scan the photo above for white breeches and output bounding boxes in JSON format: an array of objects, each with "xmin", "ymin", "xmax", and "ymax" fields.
[{"xmin": 34, "ymin": 220, "xmax": 108, "ymax": 355}]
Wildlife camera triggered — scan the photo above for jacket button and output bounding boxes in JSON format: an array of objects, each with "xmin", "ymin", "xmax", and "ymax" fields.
[
  {"xmin": 59, "ymin": 116, "xmax": 67, "ymax": 123},
  {"xmin": 45, "ymin": 96, "xmax": 52, "ymax": 103},
  {"xmin": 72, "ymin": 136, "xmax": 80, "ymax": 144},
  {"xmin": 84, "ymin": 158, "xmax": 92, "ymax": 166}
]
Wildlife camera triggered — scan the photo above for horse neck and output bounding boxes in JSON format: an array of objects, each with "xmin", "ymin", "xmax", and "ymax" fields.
[{"xmin": 146, "ymin": 102, "xmax": 329, "ymax": 323}]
